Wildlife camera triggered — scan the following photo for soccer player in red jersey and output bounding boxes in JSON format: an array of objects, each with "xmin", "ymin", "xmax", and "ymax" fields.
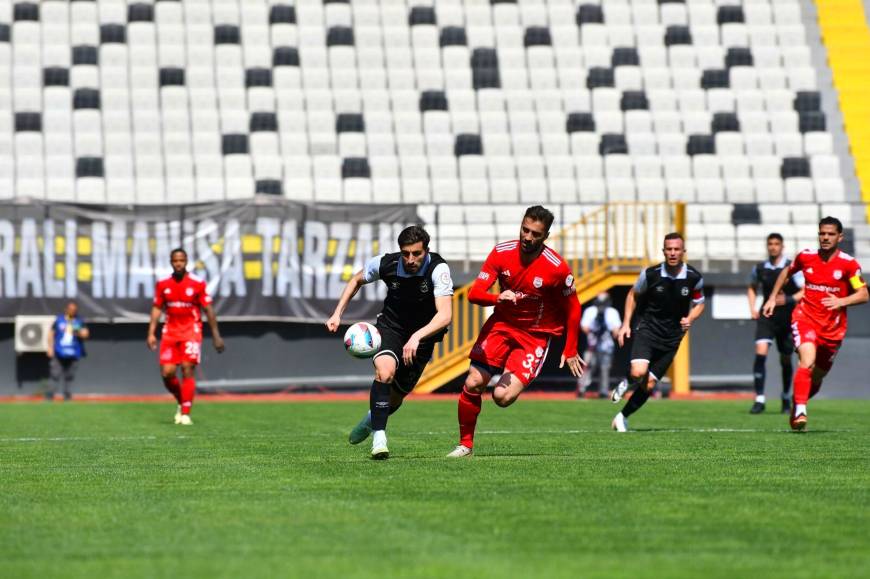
[
  {"xmin": 447, "ymin": 206, "xmax": 585, "ymax": 458},
  {"xmin": 147, "ymin": 248, "xmax": 225, "ymax": 425},
  {"xmin": 763, "ymin": 217, "xmax": 868, "ymax": 431}
]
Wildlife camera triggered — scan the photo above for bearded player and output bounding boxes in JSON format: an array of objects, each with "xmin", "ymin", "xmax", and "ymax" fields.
[
  {"xmin": 147, "ymin": 248, "xmax": 225, "ymax": 425},
  {"xmin": 762, "ymin": 217, "xmax": 867, "ymax": 431},
  {"xmin": 447, "ymin": 205, "xmax": 585, "ymax": 458}
]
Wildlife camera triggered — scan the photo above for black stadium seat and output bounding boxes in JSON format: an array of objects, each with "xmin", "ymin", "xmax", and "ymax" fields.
[
  {"xmin": 159, "ymin": 68, "xmax": 185, "ymax": 87},
  {"xmin": 269, "ymin": 5, "xmax": 297, "ymax": 25},
  {"xmin": 336, "ymin": 113, "xmax": 365, "ymax": 133},
  {"xmin": 73, "ymin": 88, "xmax": 101, "ymax": 110},
  {"xmin": 454, "ymin": 134, "xmax": 483, "ymax": 156},
  {"xmin": 273, "ymin": 47, "xmax": 300, "ymax": 67},
  {"xmin": 15, "ymin": 112, "xmax": 42, "ymax": 132},
  {"xmin": 245, "ymin": 68, "xmax": 273, "ymax": 87},
  {"xmin": 440, "ymin": 27, "xmax": 468, "ymax": 47},
  {"xmin": 587, "ymin": 67, "xmax": 615, "ymax": 89},
  {"xmin": 326, "ymin": 26, "xmax": 354, "ymax": 46},
  {"xmin": 725, "ymin": 47, "xmax": 753, "ymax": 68},
  {"xmin": 100, "ymin": 24, "xmax": 127, "ymax": 44},
  {"xmin": 256, "ymin": 180, "xmax": 283, "ymax": 196},
  {"xmin": 43, "ymin": 67, "xmax": 70, "ymax": 86},
  {"xmin": 612, "ymin": 47, "xmax": 640, "ymax": 67},
  {"xmin": 524, "ymin": 27, "xmax": 552, "ymax": 47},
  {"xmin": 781, "ymin": 157, "xmax": 811, "ymax": 179},
  {"xmin": 127, "ymin": 3, "xmax": 154, "ymax": 23},
  {"xmin": 621, "ymin": 91, "xmax": 649, "ymax": 111},
  {"xmin": 711, "ymin": 112, "xmax": 740, "ymax": 133},
  {"xmin": 215, "ymin": 25, "xmax": 241, "ymax": 45},
  {"xmin": 250, "ymin": 113, "xmax": 278, "ymax": 132},
  {"xmin": 599, "ymin": 134, "xmax": 628, "ymax": 155},
  {"xmin": 717, "ymin": 5, "xmax": 745, "ymax": 25},
  {"xmin": 76, "ymin": 157, "xmax": 105, "ymax": 178},
  {"xmin": 222, "ymin": 134, "xmax": 250, "ymax": 155},
  {"xmin": 420, "ymin": 90, "xmax": 449, "ymax": 112},
  {"xmin": 409, "ymin": 6, "xmax": 437, "ymax": 26},
  {"xmin": 342, "ymin": 158, "xmax": 371, "ymax": 179},
  {"xmin": 665, "ymin": 25, "xmax": 692, "ymax": 46},
  {"xmin": 576, "ymin": 4, "xmax": 604, "ymax": 25},
  {"xmin": 13, "ymin": 2, "xmax": 39, "ymax": 22},
  {"xmin": 794, "ymin": 91, "xmax": 822, "ymax": 112},
  {"xmin": 566, "ymin": 112, "xmax": 596, "ymax": 133},
  {"xmin": 701, "ymin": 69, "xmax": 730, "ymax": 89},
  {"xmin": 799, "ymin": 112, "xmax": 826, "ymax": 133},
  {"xmin": 73, "ymin": 45, "xmax": 99, "ymax": 66},
  {"xmin": 687, "ymin": 135, "xmax": 716, "ymax": 155}
]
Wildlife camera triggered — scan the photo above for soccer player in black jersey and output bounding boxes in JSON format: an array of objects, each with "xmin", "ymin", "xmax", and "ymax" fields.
[
  {"xmin": 610, "ymin": 232, "xmax": 706, "ymax": 432},
  {"xmin": 746, "ymin": 233, "xmax": 804, "ymax": 414},
  {"xmin": 326, "ymin": 225, "xmax": 453, "ymax": 459}
]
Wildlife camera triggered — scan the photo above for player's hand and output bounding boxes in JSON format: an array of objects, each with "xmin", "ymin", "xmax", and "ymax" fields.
[
  {"xmin": 498, "ymin": 290, "xmax": 517, "ymax": 304},
  {"xmin": 822, "ymin": 293, "xmax": 844, "ymax": 311},
  {"xmin": 560, "ymin": 354, "xmax": 586, "ymax": 378},
  {"xmin": 213, "ymin": 335, "xmax": 225, "ymax": 353},
  {"xmin": 774, "ymin": 293, "xmax": 786, "ymax": 306},
  {"xmin": 751, "ymin": 309, "xmax": 760, "ymax": 320},
  {"xmin": 147, "ymin": 334, "xmax": 157, "ymax": 351},
  {"xmin": 402, "ymin": 335, "xmax": 420, "ymax": 366},
  {"xmin": 46, "ymin": 348, "xmax": 54, "ymax": 359},
  {"xmin": 761, "ymin": 298, "xmax": 777, "ymax": 318},
  {"xmin": 680, "ymin": 316, "xmax": 692, "ymax": 331},
  {"xmin": 616, "ymin": 325, "xmax": 631, "ymax": 347},
  {"xmin": 325, "ymin": 314, "xmax": 341, "ymax": 332}
]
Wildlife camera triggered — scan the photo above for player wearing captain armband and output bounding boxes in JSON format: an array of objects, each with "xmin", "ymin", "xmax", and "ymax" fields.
[{"xmin": 762, "ymin": 217, "xmax": 868, "ymax": 431}]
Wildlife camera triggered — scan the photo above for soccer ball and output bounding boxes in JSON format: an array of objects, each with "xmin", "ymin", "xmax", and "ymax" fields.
[{"xmin": 343, "ymin": 322, "xmax": 381, "ymax": 359}]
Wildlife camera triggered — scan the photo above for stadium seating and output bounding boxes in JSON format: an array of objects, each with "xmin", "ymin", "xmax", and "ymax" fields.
[{"xmin": 0, "ymin": 0, "xmax": 857, "ymax": 261}]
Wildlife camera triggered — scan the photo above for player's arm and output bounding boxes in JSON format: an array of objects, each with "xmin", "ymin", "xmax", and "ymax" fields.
[
  {"xmin": 203, "ymin": 304, "xmax": 225, "ymax": 353},
  {"xmin": 821, "ymin": 266, "xmax": 869, "ymax": 310},
  {"xmin": 468, "ymin": 248, "xmax": 515, "ymax": 305},
  {"xmin": 403, "ymin": 263, "xmax": 455, "ymax": 364},
  {"xmin": 326, "ymin": 269, "xmax": 367, "ymax": 332},
  {"xmin": 558, "ymin": 283, "xmax": 585, "ymax": 377},
  {"xmin": 680, "ymin": 277, "xmax": 706, "ymax": 331},
  {"xmin": 46, "ymin": 325, "xmax": 55, "ymax": 358},
  {"xmin": 146, "ymin": 305, "xmax": 162, "ymax": 351},
  {"xmin": 747, "ymin": 265, "xmax": 759, "ymax": 319},
  {"xmin": 762, "ymin": 267, "xmax": 793, "ymax": 317}
]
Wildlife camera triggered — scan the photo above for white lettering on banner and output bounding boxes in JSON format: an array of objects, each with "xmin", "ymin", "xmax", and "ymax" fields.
[
  {"xmin": 128, "ymin": 221, "xmax": 154, "ymax": 298},
  {"xmin": 63, "ymin": 219, "xmax": 77, "ymax": 298},
  {"xmin": 256, "ymin": 217, "xmax": 280, "ymax": 297},
  {"xmin": 328, "ymin": 222, "xmax": 352, "ymax": 299},
  {"xmin": 91, "ymin": 220, "xmax": 128, "ymax": 298},
  {"xmin": 303, "ymin": 221, "xmax": 328, "ymax": 299},
  {"xmin": 18, "ymin": 219, "xmax": 43, "ymax": 298},
  {"xmin": 42, "ymin": 220, "xmax": 64, "ymax": 298},
  {"xmin": 275, "ymin": 219, "xmax": 301, "ymax": 298},
  {"xmin": 195, "ymin": 219, "xmax": 220, "ymax": 296},
  {"xmin": 352, "ymin": 223, "xmax": 377, "ymax": 302},
  {"xmin": 0, "ymin": 220, "xmax": 14, "ymax": 297},
  {"xmin": 154, "ymin": 220, "xmax": 181, "ymax": 280},
  {"xmin": 219, "ymin": 219, "xmax": 246, "ymax": 297}
]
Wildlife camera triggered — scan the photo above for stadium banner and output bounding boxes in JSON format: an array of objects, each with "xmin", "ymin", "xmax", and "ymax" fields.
[{"xmin": 0, "ymin": 200, "xmax": 418, "ymax": 322}]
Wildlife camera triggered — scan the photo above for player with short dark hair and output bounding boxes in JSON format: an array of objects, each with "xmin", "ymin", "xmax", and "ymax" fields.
[
  {"xmin": 147, "ymin": 248, "xmax": 225, "ymax": 426},
  {"xmin": 746, "ymin": 233, "xmax": 804, "ymax": 414},
  {"xmin": 446, "ymin": 205, "xmax": 584, "ymax": 458},
  {"xmin": 762, "ymin": 217, "xmax": 868, "ymax": 431},
  {"xmin": 327, "ymin": 225, "xmax": 453, "ymax": 459},
  {"xmin": 610, "ymin": 232, "xmax": 705, "ymax": 432}
]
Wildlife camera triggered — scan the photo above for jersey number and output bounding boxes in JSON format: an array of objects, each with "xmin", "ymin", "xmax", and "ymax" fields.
[{"xmin": 185, "ymin": 342, "xmax": 201, "ymax": 359}]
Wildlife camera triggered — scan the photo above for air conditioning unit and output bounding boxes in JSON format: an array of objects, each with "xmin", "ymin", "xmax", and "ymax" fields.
[{"xmin": 14, "ymin": 316, "xmax": 56, "ymax": 353}]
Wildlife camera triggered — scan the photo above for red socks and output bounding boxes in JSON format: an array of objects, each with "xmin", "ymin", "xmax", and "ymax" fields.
[
  {"xmin": 458, "ymin": 387, "xmax": 482, "ymax": 448},
  {"xmin": 163, "ymin": 376, "xmax": 181, "ymax": 404},
  {"xmin": 793, "ymin": 367, "xmax": 811, "ymax": 405},
  {"xmin": 180, "ymin": 377, "xmax": 196, "ymax": 415}
]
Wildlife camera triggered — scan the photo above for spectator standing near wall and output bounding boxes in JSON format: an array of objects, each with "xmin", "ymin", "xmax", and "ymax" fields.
[{"xmin": 45, "ymin": 301, "xmax": 89, "ymax": 401}]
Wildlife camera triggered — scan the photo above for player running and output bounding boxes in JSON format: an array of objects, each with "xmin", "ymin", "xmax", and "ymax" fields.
[
  {"xmin": 327, "ymin": 225, "xmax": 453, "ymax": 460},
  {"xmin": 746, "ymin": 233, "xmax": 804, "ymax": 414},
  {"xmin": 610, "ymin": 233, "xmax": 705, "ymax": 432},
  {"xmin": 446, "ymin": 205, "xmax": 584, "ymax": 458},
  {"xmin": 762, "ymin": 217, "xmax": 867, "ymax": 431},
  {"xmin": 147, "ymin": 248, "xmax": 225, "ymax": 425}
]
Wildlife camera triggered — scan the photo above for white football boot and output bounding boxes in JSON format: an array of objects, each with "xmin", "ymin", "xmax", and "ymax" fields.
[
  {"xmin": 371, "ymin": 430, "xmax": 389, "ymax": 460},
  {"xmin": 178, "ymin": 414, "xmax": 193, "ymax": 426},
  {"xmin": 446, "ymin": 444, "xmax": 474, "ymax": 458},
  {"xmin": 174, "ymin": 405, "xmax": 183, "ymax": 425},
  {"xmin": 611, "ymin": 412, "xmax": 628, "ymax": 432},
  {"xmin": 611, "ymin": 379, "xmax": 629, "ymax": 403}
]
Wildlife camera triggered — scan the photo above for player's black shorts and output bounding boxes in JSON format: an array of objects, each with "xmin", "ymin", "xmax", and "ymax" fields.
[
  {"xmin": 755, "ymin": 314, "xmax": 794, "ymax": 355},
  {"xmin": 629, "ymin": 330, "xmax": 681, "ymax": 381},
  {"xmin": 373, "ymin": 323, "xmax": 435, "ymax": 394}
]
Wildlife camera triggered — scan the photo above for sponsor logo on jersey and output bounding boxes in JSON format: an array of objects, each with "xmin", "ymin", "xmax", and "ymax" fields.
[
  {"xmin": 166, "ymin": 301, "xmax": 194, "ymax": 308},
  {"xmin": 185, "ymin": 287, "xmax": 194, "ymax": 296},
  {"xmin": 164, "ymin": 288, "xmax": 171, "ymax": 294},
  {"xmin": 478, "ymin": 271, "xmax": 490, "ymax": 280},
  {"xmin": 656, "ymin": 286, "xmax": 665, "ymax": 292},
  {"xmin": 681, "ymin": 287, "xmax": 689, "ymax": 296},
  {"xmin": 806, "ymin": 267, "xmax": 814, "ymax": 274},
  {"xmin": 533, "ymin": 276, "xmax": 543, "ymax": 288},
  {"xmin": 390, "ymin": 281, "xmax": 400, "ymax": 290},
  {"xmin": 503, "ymin": 270, "xmax": 511, "ymax": 277},
  {"xmin": 440, "ymin": 271, "xmax": 451, "ymax": 284},
  {"xmin": 806, "ymin": 283, "xmax": 841, "ymax": 293},
  {"xmin": 420, "ymin": 281, "xmax": 429, "ymax": 293},
  {"xmin": 833, "ymin": 270, "xmax": 842, "ymax": 280},
  {"xmin": 535, "ymin": 346, "xmax": 544, "ymax": 358}
]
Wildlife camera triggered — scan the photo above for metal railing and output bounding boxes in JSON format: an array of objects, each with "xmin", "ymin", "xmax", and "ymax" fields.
[{"xmin": 415, "ymin": 202, "xmax": 684, "ymax": 392}]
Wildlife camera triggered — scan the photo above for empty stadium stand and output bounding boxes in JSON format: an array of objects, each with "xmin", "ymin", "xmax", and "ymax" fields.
[{"xmin": 0, "ymin": 0, "xmax": 865, "ymax": 264}]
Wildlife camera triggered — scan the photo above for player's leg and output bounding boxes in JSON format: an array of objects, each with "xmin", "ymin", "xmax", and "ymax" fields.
[
  {"xmin": 613, "ymin": 360, "xmax": 651, "ymax": 432},
  {"xmin": 491, "ymin": 372, "xmax": 528, "ymax": 408},
  {"xmin": 491, "ymin": 332, "xmax": 549, "ymax": 407},
  {"xmin": 448, "ymin": 363, "xmax": 491, "ymax": 457},
  {"xmin": 750, "ymin": 338, "xmax": 771, "ymax": 413},
  {"xmin": 791, "ymin": 341, "xmax": 816, "ymax": 431},
  {"xmin": 775, "ymin": 325, "xmax": 795, "ymax": 414},
  {"xmin": 159, "ymin": 340, "xmax": 183, "ymax": 408},
  {"xmin": 177, "ymin": 362, "xmax": 197, "ymax": 425},
  {"xmin": 808, "ymin": 341, "xmax": 838, "ymax": 400},
  {"xmin": 368, "ymin": 353, "xmax": 398, "ymax": 459}
]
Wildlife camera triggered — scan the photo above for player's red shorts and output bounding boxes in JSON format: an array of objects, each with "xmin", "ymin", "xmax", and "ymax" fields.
[
  {"xmin": 790, "ymin": 319, "xmax": 841, "ymax": 372},
  {"xmin": 469, "ymin": 318, "xmax": 552, "ymax": 386},
  {"xmin": 159, "ymin": 338, "xmax": 202, "ymax": 365}
]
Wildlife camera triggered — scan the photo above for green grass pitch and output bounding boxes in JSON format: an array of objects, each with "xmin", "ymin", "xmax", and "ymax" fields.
[{"xmin": 2, "ymin": 399, "xmax": 868, "ymax": 579}]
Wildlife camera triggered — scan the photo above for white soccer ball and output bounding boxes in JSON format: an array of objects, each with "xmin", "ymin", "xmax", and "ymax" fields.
[{"xmin": 343, "ymin": 322, "xmax": 382, "ymax": 359}]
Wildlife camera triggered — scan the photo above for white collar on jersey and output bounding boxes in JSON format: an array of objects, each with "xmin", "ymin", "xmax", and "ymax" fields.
[
  {"xmin": 660, "ymin": 262, "xmax": 688, "ymax": 279},
  {"xmin": 397, "ymin": 253, "xmax": 430, "ymax": 278}
]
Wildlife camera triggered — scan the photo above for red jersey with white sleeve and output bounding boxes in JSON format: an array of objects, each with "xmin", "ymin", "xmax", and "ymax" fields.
[
  {"xmin": 153, "ymin": 273, "xmax": 213, "ymax": 343},
  {"xmin": 788, "ymin": 249, "xmax": 866, "ymax": 343},
  {"xmin": 469, "ymin": 241, "xmax": 581, "ymax": 356}
]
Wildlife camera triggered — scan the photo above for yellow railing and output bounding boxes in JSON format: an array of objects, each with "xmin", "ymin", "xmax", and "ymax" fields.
[{"xmin": 414, "ymin": 202, "xmax": 685, "ymax": 393}]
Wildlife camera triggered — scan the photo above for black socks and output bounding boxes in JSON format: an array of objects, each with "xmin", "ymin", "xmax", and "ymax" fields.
[{"xmin": 370, "ymin": 380, "xmax": 392, "ymax": 431}]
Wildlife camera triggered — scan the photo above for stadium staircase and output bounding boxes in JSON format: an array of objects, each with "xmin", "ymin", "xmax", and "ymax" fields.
[{"xmin": 413, "ymin": 201, "xmax": 686, "ymax": 393}]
